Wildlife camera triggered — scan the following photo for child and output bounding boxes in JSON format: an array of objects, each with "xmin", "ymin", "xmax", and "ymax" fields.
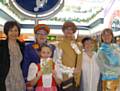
[{"xmin": 27, "ymin": 44, "xmax": 58, "ymax": 91}]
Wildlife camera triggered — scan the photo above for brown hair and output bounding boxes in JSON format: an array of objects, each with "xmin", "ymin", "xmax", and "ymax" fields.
[
  {"xmin": 4, "ymin": 21, "xmax": 20, "ymax": 36},
  {"xmin": 101, "ymin": 28, "xmax": 113, "ymax": 42},
  {"xmin": 62, "ymin": 21, "xmax": 77, "ymax": 33}
]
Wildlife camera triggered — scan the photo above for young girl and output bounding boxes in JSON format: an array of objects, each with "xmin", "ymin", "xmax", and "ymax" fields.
[
  {"xmin": 81, "ymin": 37, "xmax": 100, "ymax": 91},
  {"xmin": 27, "ymin": 44, "xmax": 58, "ymax": 91}
]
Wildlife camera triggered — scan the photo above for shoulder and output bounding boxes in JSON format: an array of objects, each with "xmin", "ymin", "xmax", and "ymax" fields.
[
  {"xmin": 29, "ymin": 63, "xmax": 38, "ymax": 70},
  {"xmin": 48, "ymin": 44, "xmax": 56, "ymax": 50},
  {"xmin": 0, "ymin": 40, "xmax": 7, "ymax": 46},
  {"xmin": 25, "ymin": 42, "xmax": 36, "ymax": 50},
  {"xmin": 57, "ymin": 41, "xmax": 64, "ymax": 48},
  {"xmin": 17, "ymin": 40, "xmax": 25, "ymax": 47}
]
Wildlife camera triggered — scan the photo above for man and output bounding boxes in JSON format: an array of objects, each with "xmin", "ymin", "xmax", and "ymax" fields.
[
  {"xmin": 54, "ymin": 21, "xmax": 82, "ymax": 91},
  {"xmin": 21, "ymin": 24, "xmax": 55, "ymax": 90}
]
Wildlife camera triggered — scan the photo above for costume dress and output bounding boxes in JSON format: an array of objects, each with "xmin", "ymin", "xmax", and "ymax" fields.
[
  {"xmin": 97, "ymin": 43, "xmax": 120, "ymax": 91},
  {"xmin": 27, "ymin": 58, "xmax": 57, "ymax": 91},
  {"xmin": 82, "ymin": 50, "xmax": 100, "ymax": 91}
]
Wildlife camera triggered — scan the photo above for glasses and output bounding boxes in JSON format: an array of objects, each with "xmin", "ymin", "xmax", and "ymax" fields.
[{"xmin": 36, "ymin": 31, "xmax": 48, "ymax": 36}]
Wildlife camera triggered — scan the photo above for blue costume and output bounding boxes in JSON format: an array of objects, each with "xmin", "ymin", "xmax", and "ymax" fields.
[
  {"xmin": 96, "ymin": 43, "xmax": 120, "ymax": 91},
  {"xmin": 22, "ymin": 42, "xmax": 40, "ymax": 82}
]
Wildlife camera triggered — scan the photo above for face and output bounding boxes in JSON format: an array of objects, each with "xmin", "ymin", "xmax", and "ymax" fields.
[
  {"xmin": 8, "ymin": 26, "xmax": 19, "ymax": 40},
  {"xmin": 64, "ymin": 27, "xmax": 74, "ymax": 38},
  {"xmin": 35, "ymin": 30, "xmax": 48, "ymax": 45},
  {"xmin": 101, "ymin": 31, "xmax": 113, "ymax": 44},
  {"xmin": 84, "ymin": 40, "xmax": 93, "ymax": 51},
  {"xmin": 40, "ymin": 46, "xmax": 52, "ymax": 59}
]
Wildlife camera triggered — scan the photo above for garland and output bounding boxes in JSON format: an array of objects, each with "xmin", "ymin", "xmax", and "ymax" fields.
[{"xmin": 56, "ymin": 42, "xmax": 81, "ymax": 78}]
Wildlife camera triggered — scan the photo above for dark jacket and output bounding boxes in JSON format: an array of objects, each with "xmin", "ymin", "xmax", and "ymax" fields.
[{"xmin": 0, "ymin": 39, "xmax": 24, "ymax": 91}]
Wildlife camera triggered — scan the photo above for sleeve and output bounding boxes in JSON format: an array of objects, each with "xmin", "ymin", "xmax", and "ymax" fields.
[
  {"xmin": 53, "ymin": 47, "xmax": 63, "ymax": 80},
  {"xmin": 96, "ymin": 50, "xmax": 120, "ymax": 75},
  {"xmin": 0, "ymin": 40, "xmax": 3, "ymax": 79},
  {"xmin": 73, "ymin": 43, "xmax": 83, "ymax": 86},
  {"xmin": 27, "ymin": 63, "xmax": 38, "ymax": 81},
  {"xmin": 96, "ymin": 50, "xmax": 109, "ymax": 74},
  {"xmin": 0, "ymin": 40, "xmax": 2, "ymax": 63},
  {"xmin": 21, "ymin": 45, "xmax": 32, "ymax": 81}
]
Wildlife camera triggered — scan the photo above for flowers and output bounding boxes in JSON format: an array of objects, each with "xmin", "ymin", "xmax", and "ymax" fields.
[{"xmin": 40, "ymin": 58, "xmax": 53, "ymax": 74}]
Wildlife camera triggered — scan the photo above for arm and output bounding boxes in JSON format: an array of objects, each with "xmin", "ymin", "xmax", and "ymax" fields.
[
  {"xmin": 0, "ymin": 40, "xmax": 3, "ymax": 80},
  {"xmin": 73, "ymin": 43, "xmax": 82, "ymax": 87},
  {"xmin": 21, "ymin": 45, "xmax": 32, "ymax": 82},
  {"xmin": 53, "ymin": 47, "xmax": 63, "ymax": 79},
  {"xmin": 96, "ymin": 50, "xmax": 120, "ymax": 74},
  {"xmin": 27, "ymin": 63, "xmax": 41, "ymax": 86}
]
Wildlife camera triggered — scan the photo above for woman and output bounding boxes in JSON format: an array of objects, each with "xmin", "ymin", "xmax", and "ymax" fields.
[
  {"xmin": 81, "ymin": 37, "xmax": 100, "ymax": 91},
  {"xmin": 0, "ymin": 21, "xmax": 25, "ymax": 91},
  {"xmin": 96, "ymin": 28, "xmax": 120, "ymax": 91},
  {"xmin": 54, "ymin": 21, "xmax": 82, "ymax": 91}
]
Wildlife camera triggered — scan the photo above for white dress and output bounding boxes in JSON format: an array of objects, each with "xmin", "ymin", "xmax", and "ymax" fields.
[{"xmin": 82, "ymin": 51, "xmax": 100, "ymax": 91}]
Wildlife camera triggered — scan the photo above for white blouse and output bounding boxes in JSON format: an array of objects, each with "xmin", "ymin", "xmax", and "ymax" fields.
[{"xmin": 27, "ymin": 63, "xmax": 38, "ymax": 81}]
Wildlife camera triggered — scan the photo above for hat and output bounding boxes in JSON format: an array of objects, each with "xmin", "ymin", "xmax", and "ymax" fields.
[
  {"xmin": 62, "ymin": 21, "xmax": 77, "ymax": 33},
  {"xmin": 34, "ymin": 24, "xmax": 50, "ymax": 34}
]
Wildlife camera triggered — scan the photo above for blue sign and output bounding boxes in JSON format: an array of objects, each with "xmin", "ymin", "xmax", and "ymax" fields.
[{"xmin": 11, "ymin": 0, "xmax": 64, "ymax": 19}]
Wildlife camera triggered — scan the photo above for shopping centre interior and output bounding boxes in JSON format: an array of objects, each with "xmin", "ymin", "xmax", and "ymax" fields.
[{"xmin": 0, "ymin": 0, "xmax": 120, "ymax": 43}]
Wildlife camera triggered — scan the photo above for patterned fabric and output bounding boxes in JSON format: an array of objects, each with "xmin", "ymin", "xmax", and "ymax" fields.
[
  {"xmin": 97, "ymin": 43, "xmax": 120, "ymax": 80},
  {"xmin": 5, "ymin": 42, "xmax": 25, "ymax": 91}
]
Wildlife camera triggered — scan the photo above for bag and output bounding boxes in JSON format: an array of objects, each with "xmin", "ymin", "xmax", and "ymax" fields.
[{"xmin": 61, "ymin": 77, "xmax": 74, "ymax": 90}]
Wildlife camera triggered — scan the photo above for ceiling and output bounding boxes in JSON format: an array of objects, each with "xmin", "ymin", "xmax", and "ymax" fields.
[{"xmin": 0, "ymin": 0, "xmax": 119, "ymax": 35}]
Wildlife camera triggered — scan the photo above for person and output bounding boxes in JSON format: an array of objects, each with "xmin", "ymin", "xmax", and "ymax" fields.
[
  {"xmin": 27, "ymin": 44, "xmax": 58, "ymax": 91},
  {"xmin": 21, "ymin": 24, "xmax": 55, "ymax": 90},
  {"xmin": 0, "ymin": 21, "xmax": 25, "ymax": 91},
  {"xmin": 81, "ymin": 37, "xmax": 100, "ymax": 91},
  {"xmin": 54, "ymin": 21, "xmax": 82, "ymax": 91},
  {"xmin": 96, "ymin": 28, "xmax": 120, "ymax": 91}
]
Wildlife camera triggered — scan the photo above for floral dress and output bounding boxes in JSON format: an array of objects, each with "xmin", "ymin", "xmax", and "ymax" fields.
[{"xmin": 5, "ymin": 42, "xmax": 25, "ymax": 91}]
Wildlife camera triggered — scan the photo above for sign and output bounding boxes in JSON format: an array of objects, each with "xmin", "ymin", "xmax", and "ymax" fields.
[
  {"xmin": 109, "ymin": 10, "xmax": 120, "ymax": 32},
  {"xmin": 10, "ymin": 0, "xmax": 64, "ymax": 19},
  {"xmin": 47, "ymin": 35, "xmax": 56, "ymax": 41}
]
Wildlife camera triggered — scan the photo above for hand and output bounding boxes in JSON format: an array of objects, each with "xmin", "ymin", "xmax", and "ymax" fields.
[
  {"xmin": 37, "ymin": 71, "xmax": 42, "ymax": 77},
  {"xmin": 52, "ymin": 70, "xmax": 62, "ymax": 86},
  {"xmin": 52, "ymin": 70, "xmax": 56, "ymax": 77},
  {"xmin": 55, "ymin": 78, "xmax": 62, "ymax": 86},
  {"xmin": 26, "ymin": 86, "xmax": 33, "ymax": 91},
  {"xmin": 74, "ymin": 67, "xmax": 80, "ymax": 74},
  {"xmin": 26, "ymin": 82, "xmax": 33, "ymax": 91}
]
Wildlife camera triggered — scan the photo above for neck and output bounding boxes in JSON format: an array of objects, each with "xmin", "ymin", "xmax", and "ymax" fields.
[
  {"xmin": 85, "ymin": 49, "xmax": 93, "ymax": 57},
  {"xmin": 64, "ymin": 36, "xmax": 73, "ymax": 40},
  {"xmin": 8, "ymin": 39, "xmax": 16, "ymax": 43}
]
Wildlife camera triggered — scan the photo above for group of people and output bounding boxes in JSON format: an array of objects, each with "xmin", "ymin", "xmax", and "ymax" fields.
[{"xmin": 0, "ymin": 20, "xmax": 120, "ymax": 91}]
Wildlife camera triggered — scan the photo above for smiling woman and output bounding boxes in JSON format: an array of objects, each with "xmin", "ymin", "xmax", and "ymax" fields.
[
  {"xmin": 0, "ymin": 21, "xmax": 25, "ymax": 91},
  {"xmin": 96, "ymin": 28, "xmax": 120, "ymax": 91}
]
